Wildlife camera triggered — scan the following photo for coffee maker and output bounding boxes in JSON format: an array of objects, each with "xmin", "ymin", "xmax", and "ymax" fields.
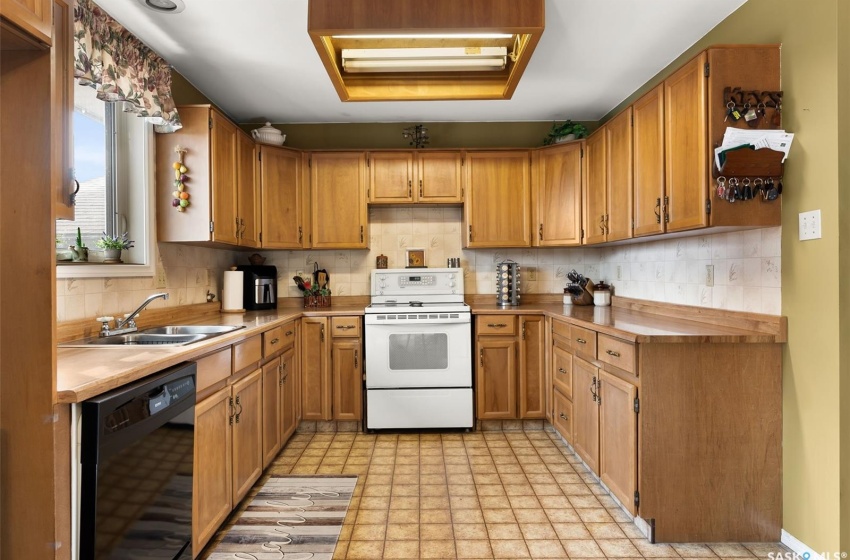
[{"xmin": 236, "ymin": 265, "xmax": 277, "ymax": 310}]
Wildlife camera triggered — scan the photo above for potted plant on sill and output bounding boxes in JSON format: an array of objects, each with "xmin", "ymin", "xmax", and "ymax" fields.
[
  {"xmin": 69, "ymin": 227, "xmax": 88, "ymax": 262},
  {"xmin": 96, "ymin": 231, "xmax": 134, "ymax": 263},
  {"xmin": 543, "ymin": 120, "xmax": 589, "ymax": 145}
]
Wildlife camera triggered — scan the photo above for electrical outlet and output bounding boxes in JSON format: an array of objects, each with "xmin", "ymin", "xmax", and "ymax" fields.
[
  {"xmin": 616, "ymin": 265, "xmax": 623, "ymax": 281},
  {"xmin": 799, "ymin": 209, "xmax": 822, "ymax": 241},
  {"xmin": 155, "ymin": 266, "xmax": 167, "ymax": 289},
  {"xmin": 706, "ymin": 264, "xmax": 714, "ymax": 287},
  {"xmin": 296, "ymin": 269, "xmax": 304, "ymax": 278}
]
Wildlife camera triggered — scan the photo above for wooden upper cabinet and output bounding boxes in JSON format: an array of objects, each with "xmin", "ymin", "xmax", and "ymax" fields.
[
  {"xmin": 1, "ymin": 0, "xmax": 52, "ymax": 45},
  {"xmin": 463, "ymin": 151, "xmax": 531, "ymax": 248},
  {"xmin": 664, "ymin": 52, "xmax": 708, "ymax": 232},
  {"xmin": 260, "ymin": 146, "xmax": 303, "ymax": 248},
  {"xmin": 633, "ymin": 84, "xmax": 666, "ymax": 237},
  {"xmin": 210, "ymin": 110, "xmax": 239, "ymax": 245},
  {"xmin": 606, "ymin": 107, "xmax": 633, "ymax": 242},
  {"xmin": 51, "ymin": 0, "xmax": 74, "ymax": 220},
  {"xmin": 310, "ymin": 152, "xmax": 368, "ymax": 249},
  {"xmin": 583, "ymin": 130, "xmax": 607, "ymax": 245},
  {"xmin": 532, "ymin": 142, "xmax": 583, "ymax": 247},
  {"xmin": 236, "ymin": 130, "xmax": 260, "ymax": 247},
  {"xmin": 417, "ymin": 151, "xmax": 463, "ymax": 203},
  {"xmin": 369, "ymin": 151, "xmax": 414, "ymax": 203}
]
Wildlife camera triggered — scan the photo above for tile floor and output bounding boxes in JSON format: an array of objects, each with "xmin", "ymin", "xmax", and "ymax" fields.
[{"xmin": 204, "ymin": 429, "xmax": 792, "ymax": 559}]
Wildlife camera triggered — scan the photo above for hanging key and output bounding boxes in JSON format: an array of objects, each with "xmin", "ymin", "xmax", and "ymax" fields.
[
  {"xmin": 753, "ymin": 178, "xmax": 764, "ymax": 199},
  {"xmin": 725, "ymin": 101, "xmax": 742, "ymax": 122},
  {"xmin": 757, "ymin": 103, "xmax": 767, "ymax": 120},
  {"xmin": 741, "ymin": 178, "xmax": 753, "ymax": 200},
  {"xmin": 715, "ymin": 176, "xmax": 727, "ymax": 199},
  {"xmin": 772, "ymin": 103, "xmax": 782, "ymax": 127},
  {"xmin": 727, "ymin": 178, "xmax": 739, "ymax": 203}
]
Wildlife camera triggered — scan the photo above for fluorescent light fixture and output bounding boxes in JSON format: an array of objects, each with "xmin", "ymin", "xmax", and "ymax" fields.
[
  {"xmin": 342, "ymin": 47, "xmax": 507, "ymax": 73},
  {"xmin": 333, "ymin": 33, "xmax": 514, "ymax": 39}
]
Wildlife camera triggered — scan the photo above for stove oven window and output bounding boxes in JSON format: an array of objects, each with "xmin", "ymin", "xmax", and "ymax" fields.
[{"xmin": 388, "ymin": 333, "xmax": 448, "ymax": 370}]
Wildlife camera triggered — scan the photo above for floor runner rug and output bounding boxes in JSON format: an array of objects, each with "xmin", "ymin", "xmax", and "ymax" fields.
[{"xmin": 208, "ymin": 475, "xmax": 357, "ymax": 560}]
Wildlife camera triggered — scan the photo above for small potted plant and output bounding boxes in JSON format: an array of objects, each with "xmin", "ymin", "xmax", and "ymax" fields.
[
  {"xmin": 543, "ymin": 120, "xmax": 589, "ymax": 145},
  {"xmin": 55, "ymin": 236, "xmax": 72, "ymax": 262},
  {"xmin": 96, "ymin": 231, "xmax": 134, "ymax": 263},
  {"xmin": 69, "ymin": 227, "xmax": 88, "ymax": 262}
]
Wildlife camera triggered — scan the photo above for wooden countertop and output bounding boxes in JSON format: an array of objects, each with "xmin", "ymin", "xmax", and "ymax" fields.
[{"xmin": 56, "ymin": 297, "xmax": 784, "ymax": 404}]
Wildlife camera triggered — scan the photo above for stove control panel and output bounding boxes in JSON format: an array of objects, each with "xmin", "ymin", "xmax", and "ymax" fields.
[{"xmin": 371, "ymin": 268, "xmax": 464, "ymax": 301}]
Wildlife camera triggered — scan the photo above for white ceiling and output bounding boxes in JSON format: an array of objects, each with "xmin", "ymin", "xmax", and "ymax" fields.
[{"xmin": 99, "ymin": 0, "xmax": 747, "ymax": 123}]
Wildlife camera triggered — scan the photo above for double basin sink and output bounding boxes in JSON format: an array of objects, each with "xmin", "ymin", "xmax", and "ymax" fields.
[{"xmin": 61, "ymin": 325, "xmax": 245, "ymax": 347}]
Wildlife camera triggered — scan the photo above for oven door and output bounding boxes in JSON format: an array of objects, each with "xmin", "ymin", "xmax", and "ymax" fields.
[{"xmin": 364, "ymin": 317, "xmax": 471, "ymax": 388}]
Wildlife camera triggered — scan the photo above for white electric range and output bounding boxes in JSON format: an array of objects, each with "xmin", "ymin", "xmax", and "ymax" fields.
[{"xmin": 364, "ymin": 268, "xmax": 472, "ymax": 430}]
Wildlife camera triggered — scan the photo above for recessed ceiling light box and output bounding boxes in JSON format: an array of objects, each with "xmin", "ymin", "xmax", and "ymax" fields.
[{"xmin": 307, "ymin": 0, "xmax": 545, "ymax": 102}]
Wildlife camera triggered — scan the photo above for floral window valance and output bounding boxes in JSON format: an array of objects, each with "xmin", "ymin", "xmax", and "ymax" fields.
[{"xmin": 73, "ymin": 0, "xmax": 181, "ymax": 132}]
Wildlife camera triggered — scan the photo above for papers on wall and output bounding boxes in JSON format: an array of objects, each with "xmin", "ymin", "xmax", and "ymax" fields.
[{"xmin": 714, "ymin": 127, "xmax": 795, "ymax": 171}]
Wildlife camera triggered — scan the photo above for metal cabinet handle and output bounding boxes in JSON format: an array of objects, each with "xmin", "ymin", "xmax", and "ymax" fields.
[
  {"xmin": 70, "ymin": 178, "xmax": 80, "ymax": 206},
  {"xmin": 559, "ymin": 412, "xmax": 568, "ymax": 420},
  {"xmin": 600, "ymin": 215, "xmax": 606, "ymax": 234},
  {"xmin": 654, "ymin": 198, "xmax": 661, "ymax": 224},
  {"xmin": 558, "ymin": 367, "xmax": 567, "ymax": 374},
  {"xmin": 479, "ymin": 349, "xmax": 484, "ymax": 367},
  {"xmin": 591, "ymin": 376, "xmax": 597, "ymax": 402},
  {"xmin": 336, "ymin": 325, "xmax": 355, "ymax": 330},
  {"xmin": 360, "ymin": 225, "xmax": 364, "ymax": 243},
  {"xmin": 468, "ymin": 224, "xmax": 473, "ymax": 241},
  {"xmin": 320, "ymin": 324, "xmax": 325, "ymax": 342},
  {"xmin": 521, "ymin": 321, "xmax": 526, "ymax": 340},
  {"xmin": 408, "ymin": 179, "xmax": 412, "ymax": 198},
  {"xmin": 229, "ymin": 397, "xmax": 235, "ymax": 425},
  {"xmin": 298, "ymin": 226, "xmax": 303, "ymax": 244},
  {"xmin": 576, "ymin": 338, "xmax": 586, "ymax": 344},
  {"xmin": 236, "ymin": 217, "xmax": 241, "ymax": 238},
  {"xmin": 270, "ymin": 338, "xmax": 279, "ymax": 345},
  {"xmin": 285, "ymin": 330, "xmax": 293, "ymax": 336},
  {"xmin": 606, "ymin": 349, "xmax": 621, "ymax": 357},
  {"xmin": 419, "ymin": 179, "xmax": 423, "ymax": 198},
  {"xmin": 487, "ymin": 323, "xmax": 507, "ymax": 328},
  {"xmin": 354, "ymin": 349, "xmax": 359, "ymax": 369},
  {"xmin": 235, "ymin": 395, "xmax": 243, "ymax": 423},
  {"xmin": 539, "ymin": 223, "xmax": 543, "ymax": 241}
]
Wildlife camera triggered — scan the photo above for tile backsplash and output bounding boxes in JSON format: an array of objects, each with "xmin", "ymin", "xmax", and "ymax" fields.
[{"xmin": 56, "ymin": 207, "xmax": 781, "ymax": 322}]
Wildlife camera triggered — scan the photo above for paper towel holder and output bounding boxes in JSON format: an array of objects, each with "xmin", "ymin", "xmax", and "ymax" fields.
[{"xmin": 221, "ymin": 266, "xmax": 246, "ymax": 313}]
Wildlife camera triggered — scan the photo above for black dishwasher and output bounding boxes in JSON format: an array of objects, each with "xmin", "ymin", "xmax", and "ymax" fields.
[{"xmin": 79, "ymin": 362, "xmax": 196, "ymax": 560}]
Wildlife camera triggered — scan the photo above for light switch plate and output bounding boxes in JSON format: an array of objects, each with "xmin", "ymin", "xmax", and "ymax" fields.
[{"xmin": 799, "ymin": 209, "xmax": 822, "ymax": 241}]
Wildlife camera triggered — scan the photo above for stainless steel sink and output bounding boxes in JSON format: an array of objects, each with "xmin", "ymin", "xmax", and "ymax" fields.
[
  {"xmin": 138, "ymin": 325, "xmax": 243, "ymax": 336},
  {"xmin": 59, "ymin": 325, "xmax": 245, "ymax": 347}
]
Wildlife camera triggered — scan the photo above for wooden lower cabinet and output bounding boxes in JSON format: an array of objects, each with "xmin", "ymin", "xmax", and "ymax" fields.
[
  {"xmin": 193, "ymin": 386, "xmax": 233, "ymax": 553},
  {"xmin": 261, "ymin": 358, "xmax": 282, "ymax": 468},
  {"xmin": 476, "ymin": 338, "xmax": 517, "ymax": 419},
  {"xmin": 572, "ymin": 356, "xmax": 600, "ymax": 473},
  {"xmin": 518, "ymin": 315, "xmax": 545, "ymax": 418},
  {"xmin": 301, "ymin": 316, "xmax": 363, "ymax": 421},
  {"xmin": 281, "ymin": 346, "xmax": 298, "ymax": 441},
  {"xmin": 598, "ymin": 370, "xmax": 638, "ymax": 515},
  {"xmin": 230, "ymin": 369, "xmax": 263, "ymax": 504},
  {"xmin": 552, "ymin": 387, "xmax": 573, "ymax": 444}
]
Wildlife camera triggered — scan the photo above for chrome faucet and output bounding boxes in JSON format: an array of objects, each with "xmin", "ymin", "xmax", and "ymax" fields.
[{"xmin": 97, "ymin": 293, "xmax": 169, "ymax": 337}]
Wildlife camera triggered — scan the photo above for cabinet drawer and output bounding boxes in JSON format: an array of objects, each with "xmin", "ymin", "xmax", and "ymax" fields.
[
  {"xmin": 331, "ymin": 316, "xmax": 361, "ymax": 338},
  {"xmin": 552, "ymin": 342, "xmax": 573, "ymax": 399},
  {"xmin": 279, "ymin": 320, "xmax": 297, "ymax": 347},
  {"xmin": 233, "ymin": 335, "xmax": 262, "ymax": 372},
  {"xmin": 553, "ymin": 388, "xmax": 573, "ymax": 444},
  {"xmin": 597, "ymin": 334, "xmax": 637, "ymax": 375},
  {"xmin": 476, "ymin": 316, "xmax": 517, "ymax": 336},
  {"xmin": 263, "ymin": 326, "xmax": 287, "ymax": 357},
  {"xmin": 552, "ymin": 319, "xmax": 571, "ymax": 341},
  {"xmin": 196, "ymin": 348, "xmax": 232, "ymax": 394},
  {"xmin": 570, "ymin": 325, "xmax": 597, "ymax": 359}
]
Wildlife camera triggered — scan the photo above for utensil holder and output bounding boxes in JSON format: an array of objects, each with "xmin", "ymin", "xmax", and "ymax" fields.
[{"xmin": 571, "ymin": 280, "xmax": 595, "ymax": 306}]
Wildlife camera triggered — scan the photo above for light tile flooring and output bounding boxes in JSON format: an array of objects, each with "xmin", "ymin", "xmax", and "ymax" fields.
[{"xmin": 204, "ymin": 429, "xmax": 792, "ymax": 559}]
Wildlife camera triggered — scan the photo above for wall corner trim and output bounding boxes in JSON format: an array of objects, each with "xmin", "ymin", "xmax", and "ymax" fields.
[{"xmin": 781, "ymin": 529, "xmax": 825, "ymax": 560}]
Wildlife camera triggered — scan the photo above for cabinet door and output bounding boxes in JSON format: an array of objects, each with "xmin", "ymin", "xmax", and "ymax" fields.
[
  {"xmin": 533, "ymin": 142, "xmax": 582, "ymax": 246},
  {"xmin": 236, "ymin": 130, "xmax": 260, "ymax": 247},
  {"xmin": 261, "ymin": 358, "xmax": 282, "ymax": 469},
  {"xmin": 552, "ymin": 388, "xmax": 573, "ymax": 445},
  {"xmin": 332, "ymin": 338, "xmax": 363, "ymax": 421},
  {"xmin": 369, "ymin": 152, "xmax": 414, "ymax": 203},
  {"xmin": 193, "ymin": 386, "xmax": 232, "ymax": 553},
  {"xmin": 606, "ymin": 107, "xmax": 633, "ymax": 242},
  {"xmin": 210, "ymin": 110, "xmax": 239, "ymax": 245},
  {"xmin": 1, "ymin": 0, "xmax": 52, "ymax": 45},
  {"xmin": 51, "ymin": 0, "xmax": 74, "ymax": 220},
  {"xmin": 572, "ymin": 357, "xmax": 600, "ymax": 473},
  {"xmin": 552, "ymin": 341, "xmax": 573, "ymax": 399},
  {"xmin": 260, "ymin": 146, "xmax": 303, "ymax": 248},
  {"xmin": 518, "ymin": 315, "xmax": 545, "ymax": 418},
  {"xmin": 301, "ymin": 317, "xmax": 331, "ymax": 420},
  {"xmin": 583, "ymin": 130, "xmax": 607, "ymax": 245},
  {"xmin": 417, "ymin": 151, "xmax": 463, "ymax": 203},
  {"xmin": 476, "ymin": 338, "xmax": 517, "ymax": 419},
  {"xmin": 231, "ymin": 369, "xmax": 263, "ymax": 504},
  {"xmin": 665, "ymin": 53, "xmax": 708, "ymax": 232},
  {"xmin": 310, "ymin": 152, "xmax": 368, "ymax": 248},
  {"xmin": 464, "ymin": 151, "xmax": 531, "ymax": 248},
  {"xmin": 280, "ymin": 346, "xmax": 298, "ymax": 443},
  {"xmin": 599, "ymin": 370, "xmax": 638, "ymax": 515},
  {"xmin": 633, "ymin": 84, "xmax": 666, "ymax": 237}
]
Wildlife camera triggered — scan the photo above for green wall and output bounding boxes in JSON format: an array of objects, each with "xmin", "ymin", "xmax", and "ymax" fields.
[{"xmin": 603, "ymin": 0, "xmax": 845, "ymax": 551}]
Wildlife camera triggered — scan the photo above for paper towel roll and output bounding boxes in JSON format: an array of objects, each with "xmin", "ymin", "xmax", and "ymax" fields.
[{"xmin": 222, "ymin": 270, "xmax": 245, "ymax": 312}]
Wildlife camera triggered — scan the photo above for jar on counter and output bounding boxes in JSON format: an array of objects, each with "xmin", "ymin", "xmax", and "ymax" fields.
[
  {"xmin": 593, "ymin": 281, "xmax": 611, "ymax": 306},
  {"xmin": 563, "ymin": 288, "xmax": 572, "ymax": 305}
]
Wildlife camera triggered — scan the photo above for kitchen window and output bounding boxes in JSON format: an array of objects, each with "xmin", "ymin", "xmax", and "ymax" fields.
[{"xmin": 56, "ymin": 83, "xmax": 156, "ymax": 278}]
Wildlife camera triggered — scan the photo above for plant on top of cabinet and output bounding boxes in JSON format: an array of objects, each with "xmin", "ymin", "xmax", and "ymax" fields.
[{"xmin": 543, "ymin": 120, "xmax": 588, "ymax": 145}]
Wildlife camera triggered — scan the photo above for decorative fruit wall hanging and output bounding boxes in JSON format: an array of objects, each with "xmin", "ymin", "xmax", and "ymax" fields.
[{"xmin": 172, "ymin": 145, "xmax": 190, "ymax": 212}]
